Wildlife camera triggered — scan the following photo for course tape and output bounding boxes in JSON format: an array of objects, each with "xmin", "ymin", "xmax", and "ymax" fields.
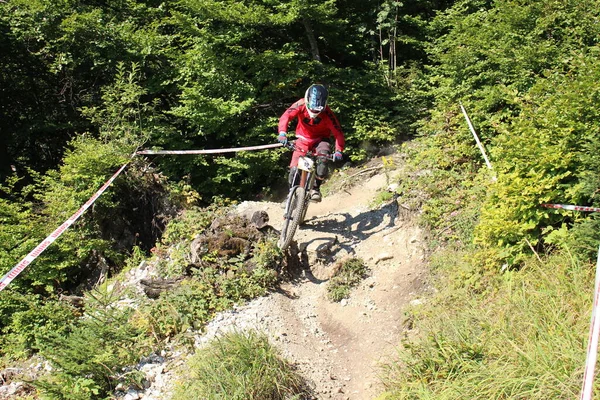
[
  {"xmin": 136, "ymin": 143, "xmax": 283, "ymax": 155},
  {"xmin": 0, "ymin": 142, "xmax": 285, "ymax": 292},
  {"xmin": 542, "ymin": 203, "xmax": 600, "ymax": 213},
  {"xmin": 0, "ymin": 163, "xmax": 130, "ymax": 292},
  {"xmin": 581, "ymin": 245, "xmax": 600, "ymax": 400}
]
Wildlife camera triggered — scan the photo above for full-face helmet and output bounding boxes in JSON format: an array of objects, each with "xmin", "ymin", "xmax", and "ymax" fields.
[{"xmin": 304, "ymin": 84, "xmax": 328, "ymax": 119}]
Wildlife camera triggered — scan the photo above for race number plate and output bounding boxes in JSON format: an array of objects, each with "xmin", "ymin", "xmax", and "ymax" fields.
[{"xmin": 298, "ymin": 156, "xmax": 314, "ymax": 172}]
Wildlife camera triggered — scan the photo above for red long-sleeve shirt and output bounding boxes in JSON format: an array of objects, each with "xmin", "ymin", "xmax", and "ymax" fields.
[{"xmin": 278, "ymin": 99, "xmax": 345, "ymax": 152}]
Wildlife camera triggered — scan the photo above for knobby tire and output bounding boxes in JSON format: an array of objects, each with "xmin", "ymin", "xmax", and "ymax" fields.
[{"xmin": 279, "ymin": 186, "xmax": 307, "ymax": 250}]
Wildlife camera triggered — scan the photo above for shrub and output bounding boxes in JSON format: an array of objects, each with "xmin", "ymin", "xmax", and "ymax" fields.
[
  {"xmin": 34, "ymin": 288, "xmax": 150, "ymax": 399},
  {"xmin": 475, "ymin": 50, "xmax": 600, "ymax": 264},
  {"xmin": 0, "ymin": 292, "xmax": 77, "ymax": 361}
]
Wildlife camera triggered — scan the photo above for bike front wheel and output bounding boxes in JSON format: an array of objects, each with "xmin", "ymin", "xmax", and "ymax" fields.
[{"xmin": 278, "ymin": 186, "xmax": 307, "ymax": 250}]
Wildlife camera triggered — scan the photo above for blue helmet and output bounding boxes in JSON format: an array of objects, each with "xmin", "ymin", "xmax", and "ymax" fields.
[{"xmin": 304, "ymin": 84, "xmax": 328, "ymax": 118}]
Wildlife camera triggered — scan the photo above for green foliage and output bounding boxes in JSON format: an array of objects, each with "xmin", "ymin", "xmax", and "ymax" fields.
[
  {"xmin": 135, "ymin": 279, "xmax": 216, "ymax": 341},
  {"xmin": 80, "ymin": 62, "xmax": 155, "ymax": 150},
  {"xmin": 327, "ymin": 257, "xmax": 369, "ymax": 302},
  {"xmin": 380, "ymin": 251, "xmax": 589, "ymax": 399},
  {"xmin": 377, "ymin": 3, "xmax": 600, "ymax": 396},
  {"xmin": 475, "ymin": 49, "xmax": 600, "ymax": 263},
  {"xmin": 11, "ymin": 136, "xmax": 129, "ymax": 293},
  {"xmin": 0, "ymin": 183, "xmax": 39, "ymax": 294},
  {"xmin": 35, "ymin": 288, "xmax": 150, "ymax": 400},
  {"xmin": 133, "ymin": 209, "xmax": 280, "ymax": 342},
  {"xmin": 0, "ymin": 0, "xmax": 172, "ymax": 179},
  {"xmin": 391, "ymin": 138, "xmax": 486, "ymax": 251},
  {"xmin": 173, "ymin": 330, "xmax": 306, "ymax": 400},
  {"xmin": 406, "ymin": 0, "xmax": 600, "ymax": 265},
  {"xmin": 160, "ymin": 204, "xmax": 229, "ymax": 248},
  {"xmin": 0, "ymin": 291, "xmax": 77, "ymax": 361}
]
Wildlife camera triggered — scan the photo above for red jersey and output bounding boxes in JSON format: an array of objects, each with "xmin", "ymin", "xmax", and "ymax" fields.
[{"xmin": 278, "ymin": 99, "xmax": 345, "ymax": 152}]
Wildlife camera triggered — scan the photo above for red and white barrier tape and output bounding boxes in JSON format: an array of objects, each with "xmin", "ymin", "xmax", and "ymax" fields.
[
  {"xmin": 542, "ymin": 203, "xmax": 600, "ymax": 213},
  {"xmin": 0, "ymin": 163, "xmax": 130, "ymax": 292},
  {"xmin": 582, "ymin": 245, "xmax": 600, "ymax": 400},
  {"xmin": 0, "ymin": 142, "xmax": 285, "ymax": 292},
  {"xmin": 136, "ymin": 143, "xmax": 283, "ymax": 155}
]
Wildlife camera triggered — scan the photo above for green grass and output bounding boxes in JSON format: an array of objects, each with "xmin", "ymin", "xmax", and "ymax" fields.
[
  {"xmin": 172, "ymin": 330, "xmax": 306, "ymax": 400},
  {"xmin": 327, "ymin": 257, "xmax": 369, "ymax": 302},
  {"xmin": 379, "ymin": 250, "xmax": 592, "ymax": 399},
  {"xmin": 370, "ymin": 189, "xmax": 395, "ymax": 208}
]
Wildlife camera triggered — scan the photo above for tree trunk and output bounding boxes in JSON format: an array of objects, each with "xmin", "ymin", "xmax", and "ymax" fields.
[
  {"xmin": 391, "ymin": 6, "xmax": 398, "ymax": 72},
  {"xmin": 302, "ymin": 17, "xmax": 321, "ymax": 62},
  {"xmin": 0, "ymin": 133, "xmax": 11, "ymax": 182}
]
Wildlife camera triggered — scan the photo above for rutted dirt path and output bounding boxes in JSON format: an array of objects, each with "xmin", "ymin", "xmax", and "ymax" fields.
[{"xmin": 211, "ymin": 160, "xmax": 429, "ymax": 399}]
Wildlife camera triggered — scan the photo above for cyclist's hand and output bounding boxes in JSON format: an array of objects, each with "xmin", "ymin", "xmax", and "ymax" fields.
[
  {"xmin": 278, "ymin": 132, "xmax": 288, "ymax": 145},
  {"xmin": 334, "ymin": 151, "xmax": 343, "ymax": 161}
]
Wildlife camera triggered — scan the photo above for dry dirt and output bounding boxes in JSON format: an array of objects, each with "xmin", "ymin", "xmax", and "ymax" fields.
[{"xmin": 206, "ymin": 160, "xmax": 430, "ymax": 400}]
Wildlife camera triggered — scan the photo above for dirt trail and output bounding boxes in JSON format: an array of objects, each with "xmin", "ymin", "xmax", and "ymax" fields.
[
  {"xmin": 228, "ymin": 161, "xmax": 428, "ymax": 399},
  {"xmin": 0, "ymin": 158, "xmax": 428, "ymax": 400}
]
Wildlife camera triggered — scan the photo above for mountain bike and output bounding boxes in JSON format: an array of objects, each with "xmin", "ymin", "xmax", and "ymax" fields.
[{"xmin": 278, "ymin": 142, "xmax": 334, "ymax": 250}]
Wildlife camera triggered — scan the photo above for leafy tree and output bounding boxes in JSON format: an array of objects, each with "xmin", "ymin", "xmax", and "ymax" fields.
[
  {"xmin": 409, "ymin": 0, "xmax": 600, "ymax": 264},
  {"xmin": 475, "ymin": 49, "xmax": 600, "ymax": 262},
  {"xmin": 0, "ymin": 0, "xmax": 173, "ymax": 183}
]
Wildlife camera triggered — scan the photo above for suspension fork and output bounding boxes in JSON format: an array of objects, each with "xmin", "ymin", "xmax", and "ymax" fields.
[{"xmin": 299, "ymin": 169, "xmax": 308, "ymax": 188}]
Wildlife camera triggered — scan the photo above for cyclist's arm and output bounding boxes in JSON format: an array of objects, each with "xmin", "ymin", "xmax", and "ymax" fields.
[
  {"xmin": 278, "ymin": 99, "xmax": 304, "ymax": 134},
  {"xmin": 324, "ymin": 107, "xmax": 345, "ymax": 152}
]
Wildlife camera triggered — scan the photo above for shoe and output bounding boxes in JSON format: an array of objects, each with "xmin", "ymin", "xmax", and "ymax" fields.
[{"xmin": 310, "ymin": 189, "xmax": 322, "ymax": 202}]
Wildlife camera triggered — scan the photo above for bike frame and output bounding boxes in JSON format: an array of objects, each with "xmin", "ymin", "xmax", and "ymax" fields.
[{"xmin": 278, "ymin": 142, "xmax": 333, "ymax": 250}]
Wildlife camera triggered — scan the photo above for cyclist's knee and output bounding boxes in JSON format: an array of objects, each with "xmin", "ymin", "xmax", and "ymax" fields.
[{"xmin": 316, "ymin": 161, "xmax": 329, "ymax": 179}]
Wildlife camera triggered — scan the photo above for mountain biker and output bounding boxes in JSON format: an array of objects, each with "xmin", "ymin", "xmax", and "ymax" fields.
[{"xmin": 277, "ymin": 83, "xmax": 345, "ymax": 202}]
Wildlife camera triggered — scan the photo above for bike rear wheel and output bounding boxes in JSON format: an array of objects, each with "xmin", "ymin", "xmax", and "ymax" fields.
[{"xmin": 278, "ymin": 186, "xmax": 307, "ymax": 250}]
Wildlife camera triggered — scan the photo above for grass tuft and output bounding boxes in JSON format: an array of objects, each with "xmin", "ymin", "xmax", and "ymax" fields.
[
  {"xmin": 327, "ymin": 257, "xmax": 369, "ymax": 302},
  {"xmin": 173, "ymin": 330, "xmax": 307, "ymax": 400}
]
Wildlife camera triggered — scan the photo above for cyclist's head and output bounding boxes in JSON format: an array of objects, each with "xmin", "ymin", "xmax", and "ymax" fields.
[{"xmin": 304, "ymin": 84, "xmax": 328, "ymax": 119}]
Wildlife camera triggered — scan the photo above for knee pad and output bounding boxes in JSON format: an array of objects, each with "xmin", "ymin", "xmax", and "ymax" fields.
[
  {"xmin": 288, "ymin": 167, "xmax": 300, "ymax": 186},
  {"xmin": 316, "ymin": 160, "xmax": 328, "ymax": 179}
]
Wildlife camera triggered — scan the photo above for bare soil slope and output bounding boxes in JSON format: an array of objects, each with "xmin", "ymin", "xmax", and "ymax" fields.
[{"xmin": 208, "ymin": 160, "xmax": 429, "ymax": 399}]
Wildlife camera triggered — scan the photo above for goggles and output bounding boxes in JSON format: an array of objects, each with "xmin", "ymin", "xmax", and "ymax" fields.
[{"xmin": 307, "ymin": 106, "xmax": 324, "ymax": 119}]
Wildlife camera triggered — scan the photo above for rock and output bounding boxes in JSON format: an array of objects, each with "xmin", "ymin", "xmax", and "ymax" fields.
[
  {"xmin": 59, "ymin": 294, "xmax": 85, "ymax": 309},
  {"xmin": 140, "ymin": 363, "xmax": 164, "ymax": 382},
  {"xmin": 0, "ymin": 382, "xmax": 25, "ymax": 397},
  {"xmin": 375, "ymin": 253, "xmax": 393, "ymax": 264},
  {"xmin": 123, "ymin": 390, "xmax": 140, "ymax": 400},
  {"xmin": 140, "ymin": 277, "xmax": 183, "ymax": 299},
  {"xmin": 250, "ymin": 210, "xmax": 270, "ymax": 229}
]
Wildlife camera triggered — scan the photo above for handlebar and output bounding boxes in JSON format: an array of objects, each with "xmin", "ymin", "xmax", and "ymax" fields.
[{"xmin": 283, "ymin": 141, "xmax": 335, "ymax": 161}]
